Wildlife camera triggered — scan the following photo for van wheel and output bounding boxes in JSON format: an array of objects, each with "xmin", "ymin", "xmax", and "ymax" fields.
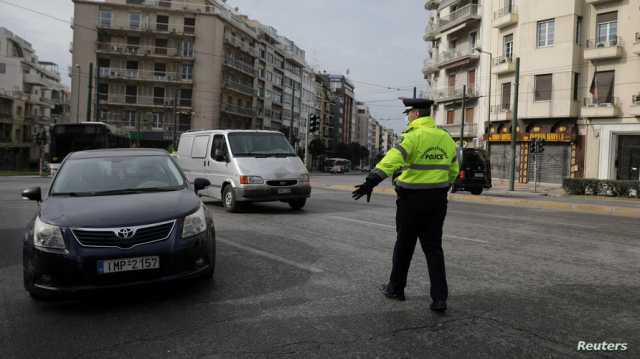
[
  {"xmin": 222, "ymin": 186, "xmax": 240, "ymax": 212},
  {"xmin": 471, "ymin": 188, "xmax": 483, "ymax": 195},
  {"xmin": 288, "ymin": 198, "xmax": 306, "ymax": 210}
]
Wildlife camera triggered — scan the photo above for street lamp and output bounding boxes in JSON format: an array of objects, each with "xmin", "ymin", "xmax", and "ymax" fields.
[
  {"xmin": 74, "ymin": 64, "xmax": 81, "ymax": 124},
  {"xmin": 475, "ymin": 47, "xmax": 492, "ymax": 159}
]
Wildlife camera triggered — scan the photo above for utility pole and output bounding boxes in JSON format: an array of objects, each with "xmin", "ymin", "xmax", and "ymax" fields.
[
  {"xmin": 95, "ymin": 64, "xmax": 101, "ymax": 122},
  {"xmin": 289, "ymin": 85, "xmax": 295, "ymax": 144},
  {"xmin": 413, "ymin": 87, "xmax": 417, "ymax": 99},
  {"xmin": 86, "ymin": 62, "xmax": 93, "ymax": 122},
  {"xmin": 172, "ymin": 90, "xmax": 178, "ymax": 149},
  {"xmin": 460, "ymin": 85, "xmax": 466, "ymax": 151},
  {"xmin": 486, "ymin": 52, "xmax": 493, "ymax": 161},
  {"xmin": 75, "ymin": 65, "xmax": 80, "ymax": 123},
  {"xmin": 509, "ymin": 57, "xmax": 520, "ymax": 191},
  {"xmin": 304, "ymin": 114, "xmax": 310, "ymax": 169}
]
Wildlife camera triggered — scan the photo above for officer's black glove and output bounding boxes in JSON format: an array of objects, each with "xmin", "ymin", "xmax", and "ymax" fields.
[{"xmin": 352, "ymin": 171, "xmax": 385, "ymax": 202}]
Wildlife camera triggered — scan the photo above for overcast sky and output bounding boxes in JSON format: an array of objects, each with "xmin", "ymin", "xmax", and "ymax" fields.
[{"xmin": 1, "ymin": 0, "xmax": 427, "ymax": 134}]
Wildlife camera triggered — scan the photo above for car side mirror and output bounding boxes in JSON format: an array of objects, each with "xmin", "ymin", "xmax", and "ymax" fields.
[
  {"xmin": 193, "ymin": 178, "xmax": 211, "ymax": 194},
  {"xmin": 22, "ymin": 187, "xmax": 42, "ymax": 202},
  {"xmin": 213, "ymin": 149, "xmax": 227, "ymax": 162}
]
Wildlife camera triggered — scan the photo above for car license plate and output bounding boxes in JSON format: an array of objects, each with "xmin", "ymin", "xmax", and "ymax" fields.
[
  {"xmin": 474, "ymin": 173, "xmax": 485, "ymax": 178},
  {"xmin": 98, "ymin": 256, "xmax": 159, "ymax": 274},
  {"xmin": 278, "ymin": 188, "xmax": 292, "ymax": 194}
]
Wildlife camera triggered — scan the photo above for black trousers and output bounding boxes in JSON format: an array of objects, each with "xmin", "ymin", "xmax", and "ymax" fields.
[{"xmin": 389, "ymin": 188, "xmax": 449, "ymax": 301}]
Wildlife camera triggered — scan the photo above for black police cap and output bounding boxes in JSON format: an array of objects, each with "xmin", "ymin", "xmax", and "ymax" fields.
[{"xmin": 402, "ymin": 98, "xmax": 433, "ymax": 114}]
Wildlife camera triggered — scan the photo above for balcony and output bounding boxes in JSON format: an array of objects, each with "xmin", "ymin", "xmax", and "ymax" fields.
[
  {"xmin": 221, "ymin": 103, "xmax": 255, "ymax": 118},
  {"xmin": 631, "ymin": 94, "xmax": 640, "ymax": 117},
  {"xmin": 422, "ymin": 58, "xmax": 439, "ymax": 77},
  {"xmin": 437, "ymin": 4, "xmax": 481, "ymax": 33},
  {"xmin": 223, "ymin": 79, "xmax": 256, "ymax": 97},
  {"xmin": 98, "ymin": 68, "xmax": 192, "ymax": 84},
  {"xmin": 107, "ymin": 0, "xmax": 215, "ymax": 13},
  {"xmin": 438, "ymin": 46, "xmax": 479, "ymax": 69},
  {"xmin": 584, "ymin": 38, "xmax": 623, "ymax": 61},
  {"xmin": 23, "ymin": 72, "xmax": 46, "ymax": 86},
  {"xmin": 491, "ymin": 105, "xmax": 513, "ymax": 122},
  {"xmin": 96, "ymin": 42, "xmax": 194, "ymax": 60},
  {"xmin": 585, "ymin": 0, "xmax": 622, "ymax": 4},
  {"xmin": 581, "ymin": 97, "xmax": 621, "ymax": 118},
  {"xmin": 493, "ymin": 7, "xmax": 518, "ymax": 29},
  {"xmin": 433, "ymin": 86, "xmax": 480, "ymax": 103},
  {"xmin": 224, "ymin": 34, "xmax": 258, "ymax": 57},
  {"xmin": 425, "ymin": 0, "xmax": 440, "ymax": 10},
  {"xmin": 223, "ymin": 57, "xmax": 256, "ymax": 77},
  {"xmin": 98, "ymin": 93, "xmax": 192, "ymax": 109},
  {"xmin": 632, "ymin": 33, "xmax": 640, "ymax": 55},
  {"xmin": 493, "ymin": 56, "xmax": 515, "ymax": 75},
  {"xmin": 441, "ymin": 123, "xmax": 478, "ymax": 138},
  {"xmin": 96, "ymin": 19, "xmax": 195, "ymax": 37},
  {"xmin": 424, "ymin": 22, "xmax": 438, "ymax": 41}
]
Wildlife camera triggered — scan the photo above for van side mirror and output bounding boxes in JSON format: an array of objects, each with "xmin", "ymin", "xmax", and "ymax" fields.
[
  {"xmin": 193, "ymin": 178, "xmax": 211, "ymax": 194},
  {"xmin": 22, "ymin": 187, "xmax": 42, "ymax": 202},
  {"xmin": 214, "ymin": 149, "xmax": 227, "ymax": 162}
]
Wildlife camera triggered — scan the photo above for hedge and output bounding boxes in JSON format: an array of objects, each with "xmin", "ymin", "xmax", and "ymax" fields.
[{"xmin": 563, "ymin": 178, "xmax": 640, "ymax": 198}]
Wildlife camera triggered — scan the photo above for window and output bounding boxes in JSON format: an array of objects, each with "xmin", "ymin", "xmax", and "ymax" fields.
[
  {"xmin": 191, "ymin": 135, "xmax": 210, "ymax": 159},
  {"xmin": 469, "ymin": 32, "xmax": 477, "ymax": 51},
  {"xmin": 573, "ymin": 73, "xmax": 579, "ymax": 101},
  {"xmin": 181, "ymin": 63, "xmax": 193, "ymax": 80},
  {"xmin": 450, "ymin": 38, "xmax": 457, "ymax": 49},
  {"xmin": 153, "ymin": 87, "xmax": 165, "ymax": 105},
  {"xmin": 184, "ymin": 17, "xmax": 195, "ymax": 34},
  {"xmin": 446, "ymin": 110, "xmax": 455, "ymax": 124},
  {"xmin": 537, "ymin": 19, "xmax": 555, "ymax": 48},
  {"xmin": 154, "ymin": 63, "xmax": 167, "ymax": 78},
  {"xmin": 211, "ymin": 134, "xmax": 228, "ymax": 160},
  {"xmin": 152, "ymin": 113, "xmax": 162, "ymax": 129},
  {"xmin": 98, "ymin": 83, "xmax": 109, "ymax": 102},
  {"xmin": 503, "ymin": 34, "xmax": 513, "ymax": 59},
  {"xmin": 156, "ymin": 15, "xmax": 169, "ymax": 32},
  {"xmin": 126, "ymin": 85, "xmax": 138, "ymax": 104},
  {"xmin": 98, "ymin": 10, "xmax": 112, "ymax": 28},
  {"xmin": 464, "ymin": 108, "xmax": 474, "ymax": 124},
  {"xmin": 126, "ymin": 61, "xmax": 138, "ymax": 79},
  {"xmin": 126, "ymin": 36, "xmax": 140, "ymax": 54},
  {"xmin": 596, "ymin": 12, "xmax": 617, "ymax": 46},
  {"xmin": 180, "ymin": 89, "xmax": 192, "ymax": 107},
  {"xmin": 576, "ymin": 16, "xmax": 583, "ymax": 45},
  {"xmin": 182, "ymin": 39, "xmax": 193, "ymax": 57},
  {"xmin": 590, "ymin": 70, "xmax": 615, "ymax": 104},
  {"xmin": 126, "ymin": 111, "xmax": 137, "ymax": 128},
  {"xmin": 467, "ymin": 70, "xmax": 476, "ymax": 92},
  {"xmin": 0, "ymin": 63, "xmax": 5, "ymax": 74},
  {"xmin": 155, "ymin": 38, "xmax": 168, "ymax": 55},
  {"xmin": 501, "ymin": 82, "xmax": 511, "ymax": 110},
  {"xmin": 534, "ymin": 74, "xmax": 552, "ymax": 101},
  {"xmin": 129, "ymin": 13, "xmax": 141, "ymax": 30}
]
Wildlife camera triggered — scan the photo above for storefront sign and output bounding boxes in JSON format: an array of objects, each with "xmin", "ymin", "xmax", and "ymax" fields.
[{"xmin": 488, "ymin": 132, "xmax": 574, "ymax": 142}]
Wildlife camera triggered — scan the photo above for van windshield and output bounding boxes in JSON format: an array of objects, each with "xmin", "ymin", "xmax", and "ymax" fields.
[{"xmin": 228, "ymin": 133, "xmax": 296, "ymax": 157}]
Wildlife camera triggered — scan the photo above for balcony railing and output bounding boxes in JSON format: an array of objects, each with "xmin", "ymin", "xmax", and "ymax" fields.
[
  {"xmin": 98, "ymin": 93, "xmax": 192, "ymax": 108},
  {"xmin": 96, "ymin": 42, "xmax": 193, "ymax": 59},
  {"xmin": 96, "ymin": 19, "xmax": 195, "ymax": 37},
  {"xmin": 583, "ymin": 96, "xmax": 619, "ymax": 108},
  {"xmin": 585, "ymin": 37, "xmax": 623, "ymax": 49},
  {"xmin": 440, "ymin": 123, "xmax": 478, "ymax": 137},
  {"xmin": 224, "ymin": 34, "xmax": 258, "ymax": 57},
  {"xmin": 439, "ymin": 46, "xmax": 479, "ymax": 67},
  {"xmin": 98, "ymin": 67, "xmax": 192, "ymax": 83},
  {"xmin": 224, "ymin": 79, "xmax": 256, "ymax": 97},
  {"xmin": 493, "ymin": 6, "xmax": 518, "ymax": 28},
  {"xmin": 438, "ymin": 4, "xmax": 480, "ymax": 32},
  {"xmin": 581, "ymin": 96, "xmax": 620, "ymax": 117},
  {"xmin": 433, "ymin": 86, "xmax": 479, "ymax": 102},
  {"xmin": 224, "ymin": 57, "xmax": 256, "ymax": 76},
  {"xmin": 425, "ymin": 0, "xmax": 440, "ymax": 10},
  {"xmin": 222, "ymin": 103, "xmax": 255, "ymax": 117}
]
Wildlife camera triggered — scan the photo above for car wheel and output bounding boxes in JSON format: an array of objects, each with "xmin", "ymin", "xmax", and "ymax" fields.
[
  {"xmin": 288, "ymin": 198, "xmax": 306, "ymax": 210},
  {"xmin": 471, "ymin": 187, "xmax": 483, "ymax": 195},
  {"xmin": 222, "ymin": 185, "xmax": 239, "ymax": 213}
]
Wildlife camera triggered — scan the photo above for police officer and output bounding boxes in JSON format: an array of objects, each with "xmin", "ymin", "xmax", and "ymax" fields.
[{"xmin": 352, "ymin": 98, "xmax": 459, "ymax": 312}]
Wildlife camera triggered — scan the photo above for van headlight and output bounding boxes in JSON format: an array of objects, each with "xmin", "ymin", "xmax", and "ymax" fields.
[
  {"xmin": 33, "ymin": 217, "xmax": 66, "ymax": 250},
  {"xmin": 182, "ymin": 206, "xmax": 207, "ymax": 239},
  {"xmin": 240, "ymin": 176, "xmax": 264, "ymax": 185}
]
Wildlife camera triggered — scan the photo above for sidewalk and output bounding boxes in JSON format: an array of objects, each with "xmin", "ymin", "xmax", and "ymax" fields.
[{"xmin": 311, "ymin": 174, "xmax": 640, "ymax": 218}]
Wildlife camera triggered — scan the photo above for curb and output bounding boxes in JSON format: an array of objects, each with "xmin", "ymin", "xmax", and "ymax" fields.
[{"xmin": 318, "ymin": 184, "xmax": 640, "ymax": 219}]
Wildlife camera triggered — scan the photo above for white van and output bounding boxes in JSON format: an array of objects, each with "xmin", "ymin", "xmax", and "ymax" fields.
[{"xmin": 177, "ymin": 130, "xmax": 311, "ymax": 212}]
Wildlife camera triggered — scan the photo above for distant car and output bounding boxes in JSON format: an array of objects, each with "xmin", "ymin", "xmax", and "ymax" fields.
[
  {"xmin": 21, "ymin": 149, "xmax": 216, "ymax": 299},
  {"xmin": 330, "ymin": 165, "xmax": 345, "ymax": 174},
  {"xmin": 452, "ymin": 148, "xmax": 492, "ymax": 195}
]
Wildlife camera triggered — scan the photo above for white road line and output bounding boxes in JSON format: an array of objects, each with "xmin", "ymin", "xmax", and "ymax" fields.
[
  {"xmin": 447, "ymin": 209, "xmax": 600, "ymax": 229},
  {"xmin": 217, "ymin": 237, "xmax": 324, "ymax": 274},
  {"xmin": 326, "ymin": 216, "xmax": 488, "ymax": 244}
]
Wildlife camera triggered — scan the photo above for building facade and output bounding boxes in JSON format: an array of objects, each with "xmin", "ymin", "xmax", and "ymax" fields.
[
  {"xmin": 317, "ymin": 74, "xmax": 355, "ymax": 147},
  {"xmin": 423, "ymin": 0, "xmax": 490, "ymax": 148},
  {"xmin": 0, "ymin": 27, "xmax": 65, "ymax": 169}
]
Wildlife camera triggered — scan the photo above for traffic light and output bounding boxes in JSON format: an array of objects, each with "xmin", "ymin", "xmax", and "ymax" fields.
[
  {"xmin": 538, "ymin": 139, "xmax": 545, "ymax": 153},
  {"xmin": 529, "ymin": 141, "xmax": 537, "ymax": 154},
  {"xmin": 308, "ymin": 115, "xmax": 320, "ymax": 133}
]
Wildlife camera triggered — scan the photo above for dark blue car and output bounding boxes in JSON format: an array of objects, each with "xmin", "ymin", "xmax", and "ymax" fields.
[{"xmin": 21, "ymin": 149, "xmax": 215, "ymax": 299}]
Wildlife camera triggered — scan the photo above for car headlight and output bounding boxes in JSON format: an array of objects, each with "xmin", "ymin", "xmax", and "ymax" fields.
[
  {"xmin": 300, "ymin": 174, "xmax": 310, "ymax": 185},
  {"xmin": 33, "ymin": 217, "xmax": 65, "ymax": 250},
  {"xmin": 182, "ymin": 206, "xmax": 207, "ymax": 239},
  {"xmin": 240, "ymin": 175, "xmax": 264, "ymax": 185}
]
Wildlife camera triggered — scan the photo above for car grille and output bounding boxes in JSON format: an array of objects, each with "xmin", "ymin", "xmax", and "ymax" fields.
[
  {"xmin": 266, "ymin": 180, "xmax": 298, "ymax": 187},
  {"xmin": 72, "ymin": 221, "xmax": 175, "ymax": 249}
]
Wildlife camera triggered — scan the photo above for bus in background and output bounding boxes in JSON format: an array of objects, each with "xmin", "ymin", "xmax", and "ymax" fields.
[
  {"xmin": 49, "ymin": 122, "xmax": 130, "ymax": 176},
  {"xmin": 323, "ymin": 158, "xmax": 351, "ymax": 173}
]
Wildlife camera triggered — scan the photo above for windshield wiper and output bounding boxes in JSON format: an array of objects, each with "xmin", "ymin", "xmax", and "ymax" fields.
[
  {"xmin": 87, "ymin": 187, "xmax": 183, "ymax": 196},
  {"xmin": 50, "ymin": 192, "xmax": 95, "ymax": 197}
]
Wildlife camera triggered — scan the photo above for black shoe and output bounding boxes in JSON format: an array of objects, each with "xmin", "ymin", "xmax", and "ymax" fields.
[
  {"xmin": 430, "ymin": 300, "xmax": 447, "ymax": 312},
  {"xmin": 379, "ymin": 284, "xmax": 405, "ymax": 301}
]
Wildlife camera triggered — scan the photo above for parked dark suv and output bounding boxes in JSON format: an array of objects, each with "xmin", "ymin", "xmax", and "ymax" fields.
[
  {"xmin": 21, "ymin": 149, "xmax": 215, "ymax": 299},
  {"xmin": 452, "ymin": 149, "xmax": 492, "ymax": 195}
]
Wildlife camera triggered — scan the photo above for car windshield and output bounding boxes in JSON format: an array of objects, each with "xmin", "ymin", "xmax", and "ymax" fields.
[
  {"xmin": 228, "ymin": 133, "xmax": 296, "ymax": 157},
  {"xmin": 51, "ymin": 155, "xmax": 186, "ymax": 196}
]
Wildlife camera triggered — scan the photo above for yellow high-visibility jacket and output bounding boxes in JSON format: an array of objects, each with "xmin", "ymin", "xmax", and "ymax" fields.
[{"xmin": 372, "ymin": 116, "xmax": 460, "ymax": 190}]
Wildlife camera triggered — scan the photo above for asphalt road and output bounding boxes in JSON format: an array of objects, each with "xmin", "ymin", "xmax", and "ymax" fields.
[{"xmin": 0, "ymin": 176, "xmax": 638, "ymax": 358}]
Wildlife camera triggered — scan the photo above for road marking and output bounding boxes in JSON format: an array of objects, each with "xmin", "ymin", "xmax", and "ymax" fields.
[
  {"xmin": 217, "ymin": 237, "xmax": 324, "ymax": 273},
  {"xmin": 326, "ymin": 216, "xmax": 488, "ymax": 244},
  {"xmin": 447, "ymin": 209, "xmax": 600, "ymax": 229}
]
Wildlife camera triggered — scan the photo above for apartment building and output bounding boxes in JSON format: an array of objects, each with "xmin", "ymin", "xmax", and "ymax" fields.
[
  {"xmin": 0, "ymin": 27, "xmax": 65, "ymax": 169},
  {"xmin": 317, "ymin": 74, "xmax": 355, "ymax": 147},
  {"xmin": 314, "ymin": 73, "xmax": 334, "ymax": 149},
  {"xmin": 71, "ymin": 0, "xmax": 282, "ymax": 147},
  {"xmin": 423, "ymin": 0, "xmax": 490, "ymax": 147},
  {"xmin": 581, "ymin": 0, "xmax": 640, "ymax": 181},
  {"xmin": 355, "ymin": 101, "xmax": 371, "ymax": 147}
]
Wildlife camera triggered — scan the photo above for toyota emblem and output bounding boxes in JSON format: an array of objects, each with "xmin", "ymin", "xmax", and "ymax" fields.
[{"xmin": 116, "ymin": 228, "xmax": 135, "ymax": 239}]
